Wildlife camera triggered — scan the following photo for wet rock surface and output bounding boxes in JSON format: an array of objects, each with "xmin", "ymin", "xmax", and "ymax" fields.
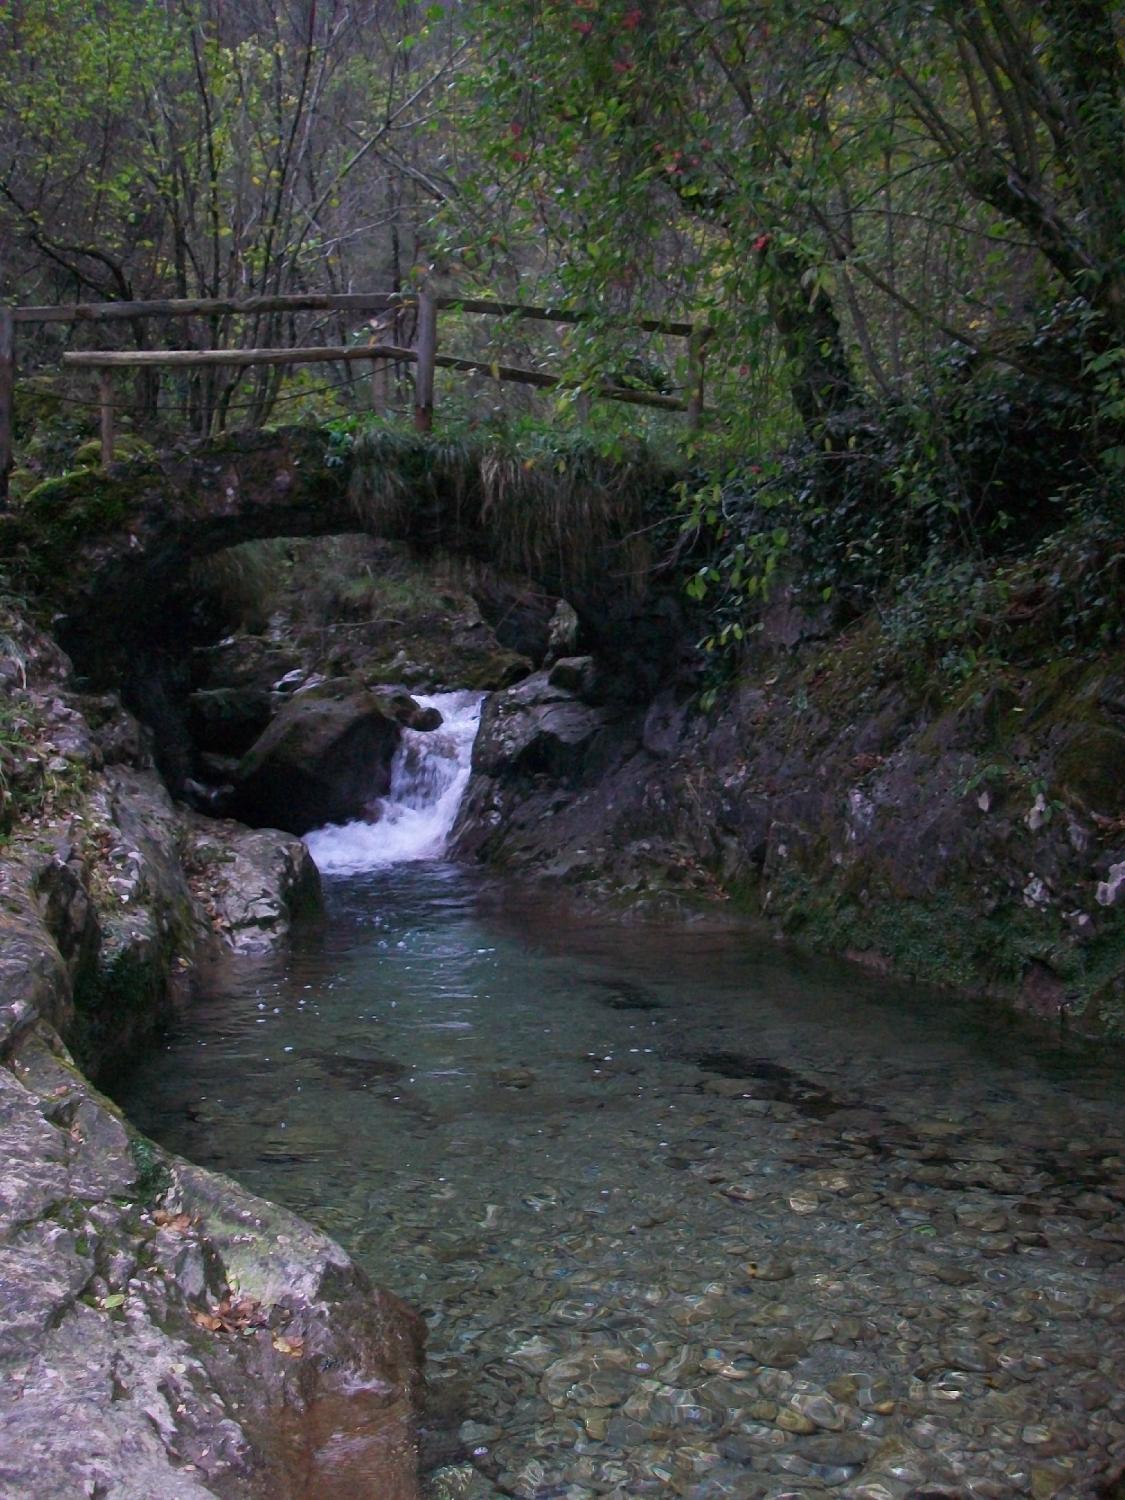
[
  {"xmin": 0, "ymin": 1026, "xmax": 423, "ymax": 1500},
  {"xmin": 454, "ymin": 671, "xmax": 639, "ymax": 878},
  {"xmin": 181, "ymin": 813, "xmax": 321, "ymax": 955}
]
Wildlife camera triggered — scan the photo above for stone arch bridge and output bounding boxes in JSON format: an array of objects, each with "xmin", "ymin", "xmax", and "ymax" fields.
[{"xmin": 1, "ymin": 427, "xmax": 687, "ymax": 690}]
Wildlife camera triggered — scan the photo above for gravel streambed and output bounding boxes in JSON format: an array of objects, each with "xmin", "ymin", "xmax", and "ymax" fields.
[{"xmin": 117, "ymin": 867, "xmax": 1125, "ymax": 1500}]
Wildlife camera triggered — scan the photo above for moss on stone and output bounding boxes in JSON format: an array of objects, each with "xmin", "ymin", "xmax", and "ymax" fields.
[
  {"xmin": 2, "ymin": 466, "xmax": 157, "ymax": 593},
  {"xmin": 127, "ymin": 1133, "xmax": 170, "ymax": 1204},
  {"xmin": 7, "ymin": 469, "xmax": 39, "ymax": 502},
  {"xmin": 72, "ymin": 435, "xmax": 155, "ymax": 469},
  {"xmin": 23, "ymin": 470, "xmax": 133, "ymax": 532},
  {"xmin": 763, "ymin": 866, "xmax": 1124, "ymax": 1035}
]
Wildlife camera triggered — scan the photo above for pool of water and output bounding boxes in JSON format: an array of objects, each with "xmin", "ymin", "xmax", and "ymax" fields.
[{"xmin": 117, "ymin": 863, "xmax": 1125, "ymax": 1499}]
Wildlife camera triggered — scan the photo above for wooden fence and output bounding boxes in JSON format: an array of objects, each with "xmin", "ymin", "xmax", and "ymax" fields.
[{"xmin": 0, "ymin": 290, "xmax": 710, "ymax": 499}]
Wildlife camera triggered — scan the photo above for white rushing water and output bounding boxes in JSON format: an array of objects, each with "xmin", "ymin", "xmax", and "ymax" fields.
[{"xmin": 304, "ymin": 690, "xmax": 484, "ymax": 874}]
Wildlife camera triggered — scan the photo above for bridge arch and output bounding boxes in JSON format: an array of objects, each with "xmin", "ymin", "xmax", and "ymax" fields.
[{"xmin": 2, "ymin": 426, "xmax": 686, "ymax": 694}]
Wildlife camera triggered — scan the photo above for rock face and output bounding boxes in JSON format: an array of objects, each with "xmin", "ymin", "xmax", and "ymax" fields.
[
  {"xmin": 470, "ymin": 671, "xmax": 624, "ymax": 784},
  {"xmin": 0, "ymin": 1022, "xmax": 423, "ymax": 1500},
  {"xmin": 0, "ymin": 603, "xmax": 424, "ymax": 1498},
  {"xmin": 454, "ymin": 671, "xmax": 637, "ymax": 879},
  {"xmin": 181, "ymin": 815, "xmax": 321, "ymax": 956},
  {"xmin": 455, "ymin": 642, "xmax": 1125, "ymax": 1033},
  {"xmin": 233, "ymin": 685, "xmax": 402, "ymax": 835}
]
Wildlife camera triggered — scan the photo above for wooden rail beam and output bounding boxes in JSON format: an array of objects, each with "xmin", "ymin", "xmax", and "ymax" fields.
[
  {"xmin": 63, "ymin": 343, "xmax": 697, "ymax": 413},
  {"xmin": 63, "ymin": 345, "xmax": 395, "ymax": 368},
  {"xmin": 437, "ymin": 299, "xmax": 697, "ymax": 337},
  {"xmin": 431, "ymin": 351, "xmax": 692, "ymax": 410},
  {"xmin": 16, "ymin": 293, "xmax": 406, "ymax": 325},
  {"xmin": 23, "ymin": 291, "xmax": 702, "ymax": 339}
]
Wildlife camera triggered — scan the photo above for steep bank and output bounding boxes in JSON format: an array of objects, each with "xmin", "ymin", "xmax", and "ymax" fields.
[
  {"xmin": 0, "ymin": 602, "xmax": 423, "ymax": 1498},
  {"xmin": 454, "ymin": 531, "xmax": 1125, "ymax": 1036}
]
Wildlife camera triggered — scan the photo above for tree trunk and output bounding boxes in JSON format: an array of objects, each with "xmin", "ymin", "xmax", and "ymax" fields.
[
  {"xmin": 763, "ymin": 244, "xmax": 864, "ymax": 439},
  {"xmin": 1041, "ymin": 0, "xmax": 1125, "ymax": 334}
]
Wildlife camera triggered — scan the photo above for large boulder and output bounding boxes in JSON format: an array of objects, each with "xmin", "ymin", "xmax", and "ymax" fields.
[
  {"xmin": 0, "ymin": 1025, "xmax": 423, "ymax": 1500},
  {"xmin": 469, "ymin": 671, "xmax": 621, "ymax": 785},
  {"xmin": 181, "ymin": 815, "xmax": 322, "ymax": 955},
  {"xmin": 452, "ymin": 671, "xmax": 641, "ymax": 873},
  {"xmin": 232, "ymin": 686, "xmax": 401, "ymax": 835}
]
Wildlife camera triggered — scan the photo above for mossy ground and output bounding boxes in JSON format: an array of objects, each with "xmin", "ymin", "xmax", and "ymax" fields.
[{"xmin": 763, "ymin": 868, "xmax": 1125, "ymax": 1034}]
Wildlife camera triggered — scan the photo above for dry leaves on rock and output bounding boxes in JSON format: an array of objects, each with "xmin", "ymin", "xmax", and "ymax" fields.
[
  {"xmin": 190, "ymin": 1293, "xmax": 268, "ymax": 1336},
  {"xmin": 153, "ymin": 1209, "xmax": 195, "ymax": 1234}
]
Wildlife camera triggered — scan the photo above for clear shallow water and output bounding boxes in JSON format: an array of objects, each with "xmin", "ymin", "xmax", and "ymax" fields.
[{"xmin": 117, "ymin": 866, "xmax": 1125, "ymax": 1498}]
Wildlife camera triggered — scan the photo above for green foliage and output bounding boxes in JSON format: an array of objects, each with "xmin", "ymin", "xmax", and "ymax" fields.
[
  {"xmin": 667, "ymin": 283, "xmax": 1122, "ymax": 674},
  {"xmin": 460, "ymin": 0, "xmax": 1123, "ymax": 440}
]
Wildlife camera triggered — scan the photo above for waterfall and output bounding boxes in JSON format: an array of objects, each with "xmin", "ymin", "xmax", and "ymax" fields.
[{"xmin": 304, "ymin": 690, "xmax": 484, "ymax": 874}]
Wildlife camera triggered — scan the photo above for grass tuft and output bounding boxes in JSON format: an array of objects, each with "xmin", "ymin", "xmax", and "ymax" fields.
[{"xmin": 347, "ymin": 426, "xmax": 679, "ymax": 597}]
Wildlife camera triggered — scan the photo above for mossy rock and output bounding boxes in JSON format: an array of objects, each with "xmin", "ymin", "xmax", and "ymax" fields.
[
  {"xmin": 73, "ymin": 440, "xmax": 107, "ymax": 469},
  {"xmin": 1055, "ymin": 724, "xmax": 1125, "ymax": 818},
  {"xmin": 73, "ymin": 435, "xmax": 155, "ymax": 469},
  {"xmin": 6, "ymin": 468, "xmax": 39, "ymax": 502},
  {"xmin": 22, "ymin": 470, "xmax": 133, "ymax": 533},
  {"xmin": 1, "ymin": 468, "xmax": 151, "ymax": 585}
]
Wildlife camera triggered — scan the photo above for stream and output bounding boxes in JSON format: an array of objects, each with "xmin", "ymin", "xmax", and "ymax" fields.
[{"xmin": 117, "ymin": 693, "xmax": 1125, "ymax": 1499}]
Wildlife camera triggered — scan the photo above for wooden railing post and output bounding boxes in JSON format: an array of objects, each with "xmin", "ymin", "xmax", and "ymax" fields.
[
  {"xmin": 687, "ymin": 324, "xmax": 709, "ymax": 433},
  {"xmin": 99, "ymin": 370, "xmax": 115, "ymax": 465},
  {"xmin": 413, "ymin": 289, "xmax": 437, "ymax": 433},
  {"xmin": 370, "ymin": 354, "xmax": 389, "ymax": 416},
  {"xmin": 0, "ymin": 306, "xmax": 13, "ymax": 505}
]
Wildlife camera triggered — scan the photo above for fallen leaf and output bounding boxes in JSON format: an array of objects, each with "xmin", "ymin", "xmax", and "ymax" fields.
[{"xmin": 154, "ymin": 1210, "xmax": 193, "ymax": 1233}]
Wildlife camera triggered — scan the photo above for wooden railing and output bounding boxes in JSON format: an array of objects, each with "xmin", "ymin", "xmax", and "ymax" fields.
[{"xmin": 0, "ymin": 290, "xmax": 710, "ymax": 498}]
